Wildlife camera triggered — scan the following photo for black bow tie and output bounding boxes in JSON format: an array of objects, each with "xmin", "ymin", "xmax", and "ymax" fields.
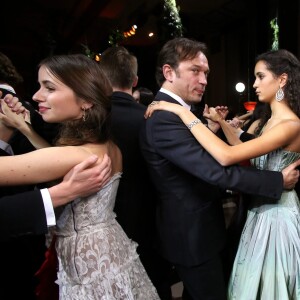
[{"xmin": 190, "ymin": 104, "xmax": 199, "ymax": 114}]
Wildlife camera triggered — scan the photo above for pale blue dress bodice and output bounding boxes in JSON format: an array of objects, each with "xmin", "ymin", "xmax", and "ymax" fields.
[{"xmin": 228, "ymin": 149, "xmax": 300, "ymax": 300}]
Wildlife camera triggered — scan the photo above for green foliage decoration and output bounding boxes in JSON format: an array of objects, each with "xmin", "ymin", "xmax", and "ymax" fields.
[
  {"xmin": 270, "ymin": 18, "xmax": 279, "ymax": 50},
  {"xmin": 163, "ymin": 0, "xmax": 183, "ymax": 38}
]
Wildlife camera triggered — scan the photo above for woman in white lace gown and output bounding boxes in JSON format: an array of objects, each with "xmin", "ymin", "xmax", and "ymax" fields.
[
  {"xmin": 56, "ymin": 171, "xmax": 159, "ymax": 299},
  {"xmin": 0, "ymin": 54, "xmax": 159, "ymax": 299},
  {"xmin": 145, "ymin": 49, "xmax": 300, "ymax": 299}
]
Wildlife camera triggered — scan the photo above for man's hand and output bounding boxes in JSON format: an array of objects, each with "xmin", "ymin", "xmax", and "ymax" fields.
[
  {"xmin": 203, "ymin": 105, "xmax": 228, "ymax": 122},
  {"xmin": 282, "ymin": 159, "xmax": 300, "ymax": 190},
  {"xmin": 227, "ymin": 117, "xmax": 243, "ymax": 128},
  {"xmin": 49, "ymin": 154, "xmax": 112, "ymax": 207},
  {"xmin": 203, "ymin": 105, "xmax": 228, "ymax": 133}
]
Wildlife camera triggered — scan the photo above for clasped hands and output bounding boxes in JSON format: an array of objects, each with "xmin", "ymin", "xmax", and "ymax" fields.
[
  {"xmin": 0, "ymin": 92, "xmax": 30, "ymax": 130},
  {"xmin": 202, "ymin": 105, "xmax": 228, "ymax": 132}
]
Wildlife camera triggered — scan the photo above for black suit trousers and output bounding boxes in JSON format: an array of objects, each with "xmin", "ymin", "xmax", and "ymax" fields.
[{"xmin": 174, "ymin": 253, "xmax": 226, "ymax": 300}]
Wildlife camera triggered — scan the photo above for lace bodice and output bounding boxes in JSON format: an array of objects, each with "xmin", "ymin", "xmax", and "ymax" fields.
[{"xmin": 56, "ymin": 172, "xmax": 122, "ymax": 235}]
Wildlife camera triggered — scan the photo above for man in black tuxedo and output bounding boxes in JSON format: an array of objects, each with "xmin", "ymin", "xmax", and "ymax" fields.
[
  {"xmin": 99, "ymin": 46, "xmax": 173, "ymax": 299},
  {"xmin": 0, "ymin": 152, "xmax": 111, "ymax": 299},
  {"xmin": 0, "ymin": 91, "xmax": 112, "ymax": 299},
  {"xmin": 0, "ymin": 154, "xmax": 111, "ymax": 239},
  {"xmin": 139, "ymin": 37, "xmax": 299, "ymax": 300}
]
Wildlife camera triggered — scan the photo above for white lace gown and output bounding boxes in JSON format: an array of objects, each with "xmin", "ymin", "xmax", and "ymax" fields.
[{"xmin": 55, "ymin": 173, "xmax": 160, "ymax": 299}]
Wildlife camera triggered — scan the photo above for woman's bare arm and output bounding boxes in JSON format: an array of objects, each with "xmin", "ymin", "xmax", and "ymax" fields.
[
  {"xmin": 145, "ymin": 101, "xmax": 300, "ymax": 166},
  {"xmin": 0, "ymin": 146, "xmax": 101, "ymax": 185}
]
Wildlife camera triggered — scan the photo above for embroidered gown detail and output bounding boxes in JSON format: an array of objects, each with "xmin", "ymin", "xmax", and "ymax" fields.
[
  {"xmin": 55, "ymin": 173, "xmax": 160, "ymax": 300},
  {"xmin": 228, "ymin": 149, "xmax": 300, "ymax": 300}
]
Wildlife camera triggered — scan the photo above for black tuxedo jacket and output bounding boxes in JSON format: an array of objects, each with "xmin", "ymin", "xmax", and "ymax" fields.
[
  {"xmin": 0, "ymin": 97, "xmax": 58, "ymax": 238},
  {"xmin": 111, "ymin": 92, "xmax": 158, "ymax": 247},
  {"xmin": 0, "ymin": 149, "xmax": 47, "ymax": 297},
  {"xmin": 0, "ymin": 148, "xmax": 47, "ymax": 239},
  {"xmin": 0, "ymin": 190, "xmax": 48, "ymax": 239},
  {"xmin": 140, "ymin": 91, "xmax": 283, "ymax": 266}
]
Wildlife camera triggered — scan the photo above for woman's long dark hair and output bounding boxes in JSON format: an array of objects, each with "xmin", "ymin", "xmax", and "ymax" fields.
[
  {"xmin": 255, "ymin": 49, "xmax": 300, "ymax": 120},
  {"xmin": 253, "ymin": 49, "xmax": 300, "ymax": 134}
]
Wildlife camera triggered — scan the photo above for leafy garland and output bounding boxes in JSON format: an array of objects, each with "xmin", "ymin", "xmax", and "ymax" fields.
[
  {"xmin": 270, "ymin": 18, "xmax": 279, "ymax": 50},
  {"xmin": 163, "ymin": 0, "xmax": 183, "ymax": 37}
]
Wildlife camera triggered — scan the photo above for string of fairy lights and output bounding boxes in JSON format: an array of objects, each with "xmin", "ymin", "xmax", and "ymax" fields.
[{"xmin": 83, "ymin": 0, "xmax": 183, "ymax": 61}]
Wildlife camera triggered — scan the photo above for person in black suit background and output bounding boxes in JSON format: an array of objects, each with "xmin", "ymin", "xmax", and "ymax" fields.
[
  {"xmin": 139, "ymin": 37, "xmax": 300, "ymax": 300},
  {"xmin": 99, "ymin": 46, "xmax": 173, "ymax": 299}
]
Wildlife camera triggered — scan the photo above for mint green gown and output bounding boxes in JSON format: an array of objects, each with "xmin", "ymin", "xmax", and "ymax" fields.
[{"xmin": 228, "ymin": 149, "xmax": 300, "ymax": 300}]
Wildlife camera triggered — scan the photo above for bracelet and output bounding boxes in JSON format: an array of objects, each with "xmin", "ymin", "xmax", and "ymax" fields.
[{"xmin": 186, "ymin": 118, "xmax": 202, "ymax": 130}]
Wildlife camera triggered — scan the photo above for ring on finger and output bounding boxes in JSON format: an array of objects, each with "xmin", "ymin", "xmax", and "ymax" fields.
[{"xmin": 149, "ymin": 101, "xmax": 159, "ymax": 107}]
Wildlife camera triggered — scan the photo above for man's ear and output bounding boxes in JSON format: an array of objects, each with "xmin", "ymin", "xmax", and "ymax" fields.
[
  {"xmin": 133, "ymin": 75, "xmax": 138, "ymax": 88},
  {"xmin": 162, "ymin": 64, "xmax": 174, "ymax": 83}
]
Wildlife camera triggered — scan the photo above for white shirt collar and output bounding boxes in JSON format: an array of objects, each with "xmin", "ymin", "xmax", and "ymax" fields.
[
  {"xmin": 0, "ymin": 84, "xmax": 16, "ymax": 94},
  {"xmin": 160, "ymin": 88, "xmax": 191, "ymax": 110}
]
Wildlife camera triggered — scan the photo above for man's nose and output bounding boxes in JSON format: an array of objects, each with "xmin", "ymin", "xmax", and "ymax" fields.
[{"xmin": 198, "ymin": 73, "xmax": 207, "ymax": 85}]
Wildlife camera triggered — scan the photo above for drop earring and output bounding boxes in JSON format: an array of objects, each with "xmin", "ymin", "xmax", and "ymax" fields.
[
  {"xmin": 276, "ymin": 87, "xmax": 284, "ymax": 101},
  {"xmin": 82, "ymin": 107, "xmax": 86, "ymax": 122}
]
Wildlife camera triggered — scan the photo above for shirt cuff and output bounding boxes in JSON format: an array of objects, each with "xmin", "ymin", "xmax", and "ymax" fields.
[
  {"xmin": 40, "ymin": 188, "xmax": 56, "ymax": 226},
  {"xmin": 237, "ymin": 129, "xmax": 244, "ymax": 138}
]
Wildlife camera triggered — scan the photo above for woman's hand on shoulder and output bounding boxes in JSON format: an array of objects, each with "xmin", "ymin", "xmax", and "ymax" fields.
[{"xmin": 144, "ymin": 100, "xmax": 186, "ymax": 118}]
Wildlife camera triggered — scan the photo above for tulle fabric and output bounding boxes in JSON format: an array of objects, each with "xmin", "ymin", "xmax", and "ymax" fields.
[{"xmin": 228, "ymin": 150, "xmax": 300, "ymax": 300}]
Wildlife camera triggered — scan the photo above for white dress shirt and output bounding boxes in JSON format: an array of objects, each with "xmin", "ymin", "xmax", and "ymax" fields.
[{"xmin": 160, "ymin": 88, "xmax": 192, "ymax": 110}]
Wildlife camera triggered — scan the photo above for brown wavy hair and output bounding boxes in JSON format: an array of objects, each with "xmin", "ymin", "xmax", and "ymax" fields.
[
  {"xmin": 155, "ymin": 37, "xmax": 208, "ymax": 86},
  {"xmin": 38, "ymin": 54, "xmax": 113, "ymax": 146}
]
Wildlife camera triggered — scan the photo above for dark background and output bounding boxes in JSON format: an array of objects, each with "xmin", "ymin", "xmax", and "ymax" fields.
[{"xmin": 1, "ymin": 0, "xmax": 299, "ymax": 114}]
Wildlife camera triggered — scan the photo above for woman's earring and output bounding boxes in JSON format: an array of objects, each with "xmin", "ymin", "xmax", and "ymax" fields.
[
  {"xmin": 276, "ymin": 87, "xmax": 284, "ymax": 101},
  {"xmin": 82, "ymin": 107, "xmax": 86, "ymax": 122}
]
